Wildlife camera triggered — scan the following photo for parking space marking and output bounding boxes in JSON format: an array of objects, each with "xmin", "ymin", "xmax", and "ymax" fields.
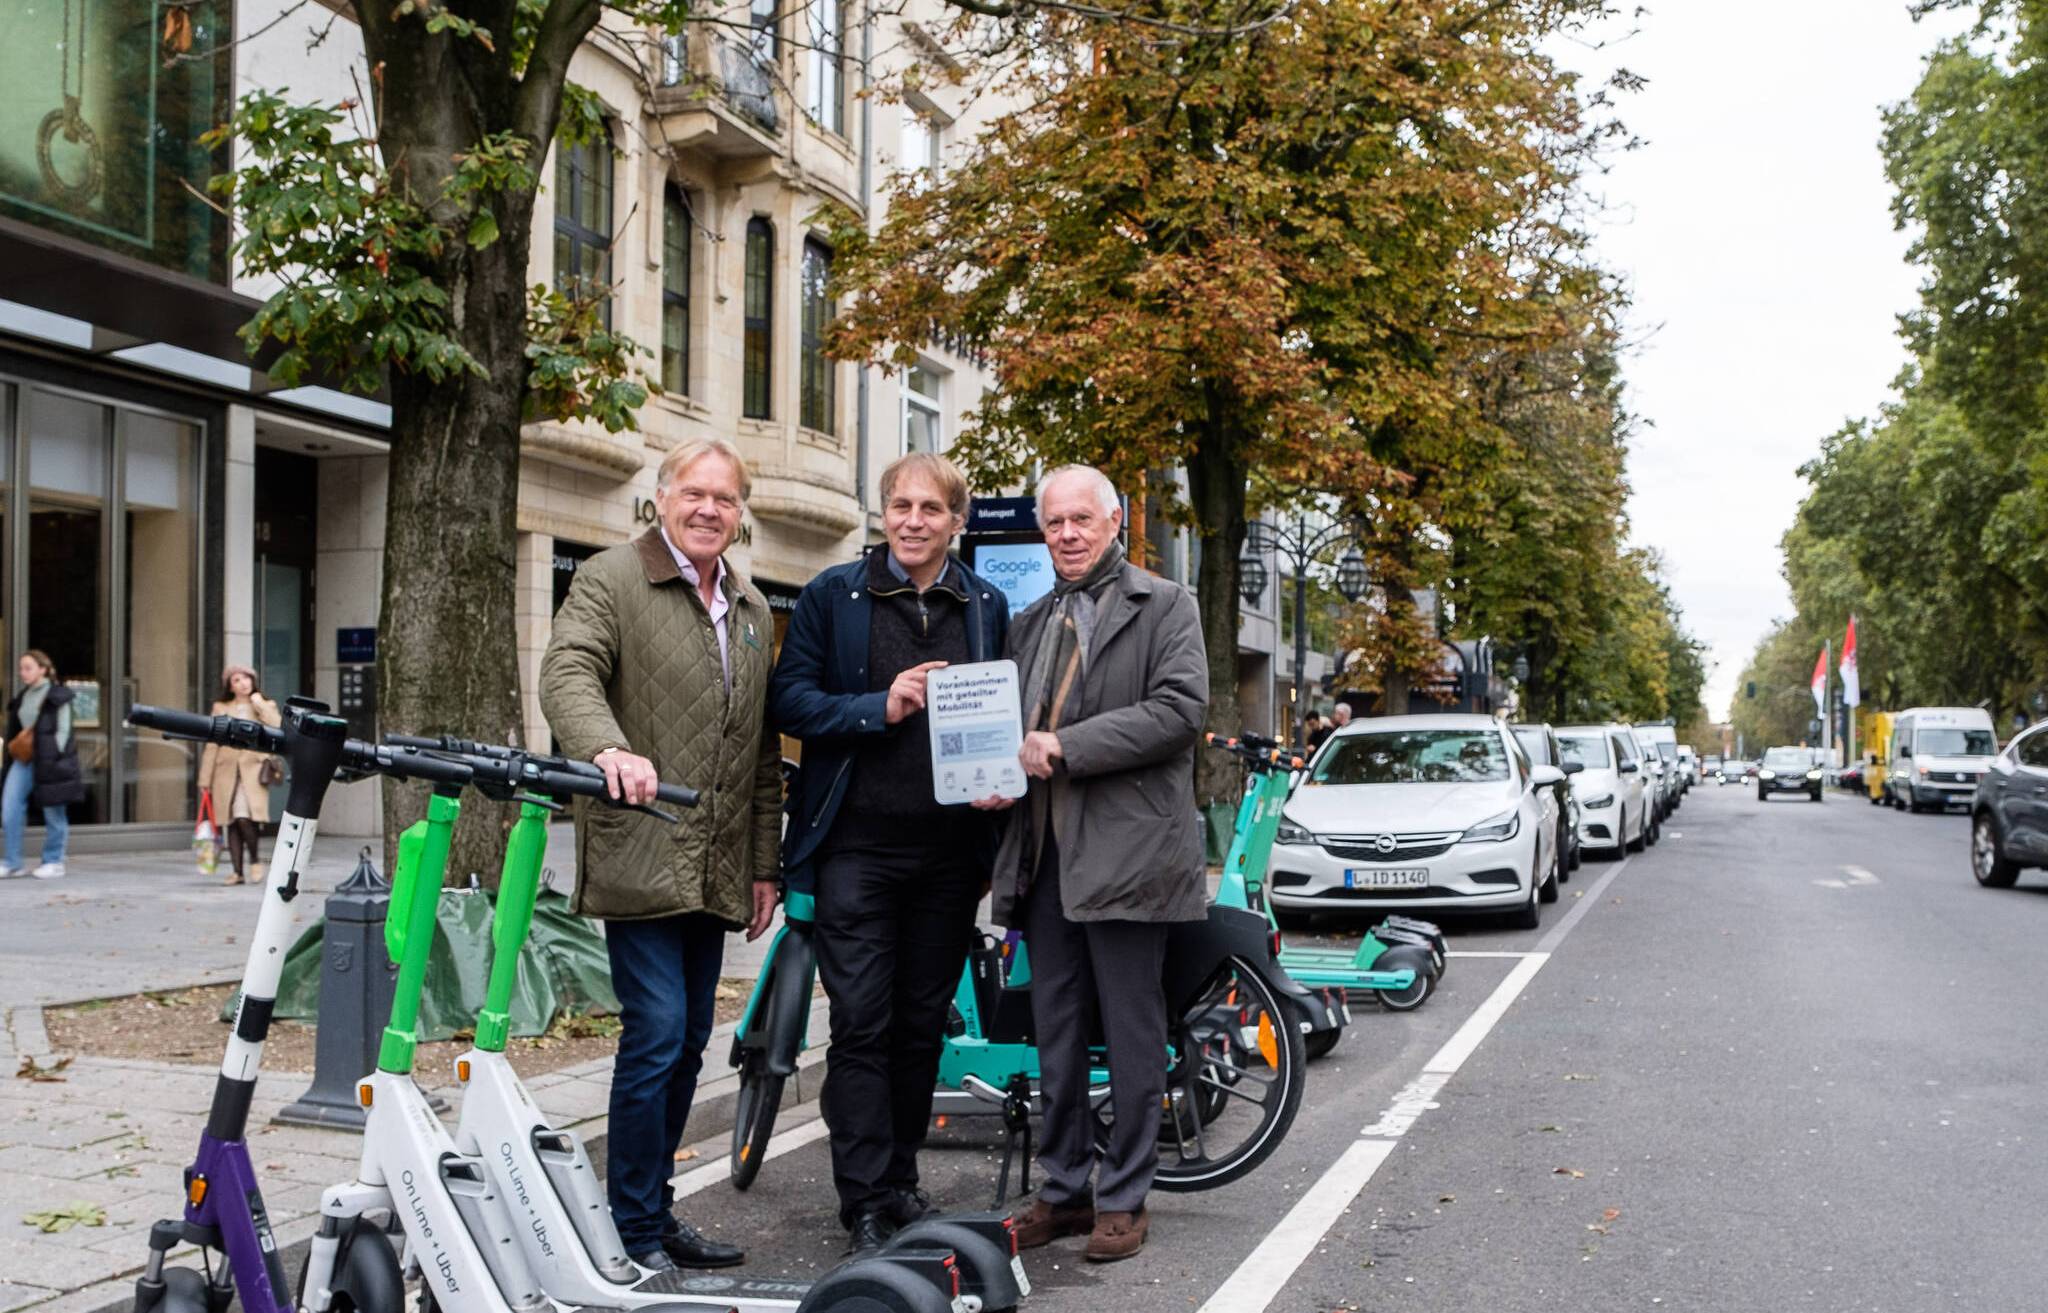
[
  {"xmin": 670, "ymin": 1111, "xmax": 833, "ymax": 1199},
  {"xmin": 1444, "ymin": 950, "xmax": 1538, "ymax": 959},
  {"xmin": 1199, "ymin": 856, "xmax": 1634, "ymax": 1313}
]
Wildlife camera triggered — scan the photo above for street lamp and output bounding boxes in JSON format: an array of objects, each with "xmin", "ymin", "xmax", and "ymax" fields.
[{"xmin": 1244, "ymin": 511, "xmax": 1368, "ymax": 750}]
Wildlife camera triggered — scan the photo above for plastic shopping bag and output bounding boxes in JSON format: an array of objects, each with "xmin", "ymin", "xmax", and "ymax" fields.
[{"xmin": 194, "ymin": 790, "xmax": 219, "ymax": 875}]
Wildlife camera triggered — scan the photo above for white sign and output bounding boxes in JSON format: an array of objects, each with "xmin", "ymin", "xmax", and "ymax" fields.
[{"xmin": 927, "ymin": 659, "xmax": 1028, "ymax": 804}]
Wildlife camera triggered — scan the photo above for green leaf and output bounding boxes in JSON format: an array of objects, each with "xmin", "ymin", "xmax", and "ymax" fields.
[{"xmin": 467, "ymin": 208, "xmax": 500, "ymax": 250}]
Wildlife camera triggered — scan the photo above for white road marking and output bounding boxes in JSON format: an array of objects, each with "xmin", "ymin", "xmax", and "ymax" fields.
[
  {"xmin": 669, "ymin": 1111, "xmax": 833, "ymax": 1199},
  {"xmin": 1817, "ymin": 865, "xmax": 1881, "ymax": 890},
  {"xmin": 1198, "ymin": 856, "xmax": 1634, "ymax": 1313},
  {"xmin": 1445, "ymin": 950, "xmax": 1538, "ymax": 959},
  {"xmin": 1195, "ymin": 1139, "xmax": 1398, "ymax": 1313}
]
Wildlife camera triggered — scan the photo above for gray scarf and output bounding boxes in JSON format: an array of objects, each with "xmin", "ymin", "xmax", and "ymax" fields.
[{"xmin": 1017, "ymin": 540, "xmax": 1126, "ymax": 889}]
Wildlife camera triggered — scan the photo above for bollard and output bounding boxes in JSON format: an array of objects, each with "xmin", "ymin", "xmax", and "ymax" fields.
[{"xmin": 275, "ymin": 848, "xmax": 398, "ymax": 1130}]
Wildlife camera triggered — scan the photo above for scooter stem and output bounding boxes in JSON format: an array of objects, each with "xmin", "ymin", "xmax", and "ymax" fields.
[
  {"xmin": 474, "ymin": 800, "xmax": 550, "ymax": 1053},
  {"xmin": 378, "ymin": 788, "xmax": 461, "ymax": 1075}
]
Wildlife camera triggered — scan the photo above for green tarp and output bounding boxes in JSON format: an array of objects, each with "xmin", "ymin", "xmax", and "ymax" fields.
[
  {"xmin": 222, "ymin": 889, "xmax": 617, "ymax": 1041},
  {"xmin": 1204, "ymin": 800, "xmax": 1239, "ymax": 865}
]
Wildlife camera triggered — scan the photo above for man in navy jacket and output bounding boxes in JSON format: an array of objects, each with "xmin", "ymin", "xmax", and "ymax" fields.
[{"xmin": 769, "ymin": 452, "xmax": 1009, "ymax": 1252}]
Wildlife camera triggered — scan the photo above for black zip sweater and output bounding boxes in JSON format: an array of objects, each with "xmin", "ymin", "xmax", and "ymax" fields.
[{"xmin": 826, "ymin": 549, "xmax": 979, "ymax": 847}]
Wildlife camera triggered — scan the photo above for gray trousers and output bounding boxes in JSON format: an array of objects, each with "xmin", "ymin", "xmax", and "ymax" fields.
[{"xmin": 1021, "ymin": 837, "xmax": 1170, "ymax": 1214}]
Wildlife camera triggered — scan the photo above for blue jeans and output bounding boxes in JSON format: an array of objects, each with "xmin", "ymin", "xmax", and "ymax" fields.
[
  {"xmin": 603, "ymin": 912, "xmax": 726, "ymax": 1252},
  {"xmin": 2, "ymin": 762, "xmax": 68, "ymax": 870}
]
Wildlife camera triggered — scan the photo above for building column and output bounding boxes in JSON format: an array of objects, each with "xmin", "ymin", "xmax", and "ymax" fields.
[
  {"xmin": 516, "ymin": 531, "xmax": 553, "ymax": 750},
  {"xmin": 313, "ymin": 453, "xmax": 388, "ymax": 837},
  {"xmin": 222, "ymin": 406, "xmax": 257, "ymax": 669}
]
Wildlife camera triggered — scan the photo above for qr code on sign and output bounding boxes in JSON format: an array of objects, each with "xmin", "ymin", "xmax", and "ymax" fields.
[{"xmin": 939, "ymin": 732, "xmax": 964, "ymax": 756}]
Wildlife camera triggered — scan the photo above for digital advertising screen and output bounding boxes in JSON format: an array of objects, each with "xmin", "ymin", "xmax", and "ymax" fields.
[{"xmin": 971, "ymin": 541, "xmax": 1057, "ymax": 615}]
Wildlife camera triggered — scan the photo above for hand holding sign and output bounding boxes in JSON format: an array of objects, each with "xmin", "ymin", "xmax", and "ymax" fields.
[{"xmin": 886, "ymin": 659, "xmax": 948, "ymax": 725}]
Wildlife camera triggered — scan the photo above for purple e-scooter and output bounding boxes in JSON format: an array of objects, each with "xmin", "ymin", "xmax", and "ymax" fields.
[{"xmin": 126, "ymin": 700, "xmax": 474, "ymax": 1313}]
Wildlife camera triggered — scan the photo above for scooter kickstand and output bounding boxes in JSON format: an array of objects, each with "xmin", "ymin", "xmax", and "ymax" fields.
[{"xmin": 991, "ymin": 1073, "xmax": 1034, "ymax": 1209}]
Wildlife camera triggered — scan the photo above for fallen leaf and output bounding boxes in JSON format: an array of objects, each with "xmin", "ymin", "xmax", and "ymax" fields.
[
  {"xmin": 674, "ymin": 1148, "xmax": 699, "ymax": 1162},
  {"xmin": 23, "ymin": 1202, "xmax": 106, "ymax": 1233},
  {"xmin": 15, "ymin": 1055, "xmax": 72, "ymax": 1082},
  {"xmin": 1538, "ymin": 1124, "xmax": 1564, "ymax": 1132},
  {"xmin": 1602, "ymin": 1208, "xmax": 1621, "ymax": 1221},
  {"xmin": 1562, "ymin": 1073, "xmax": 1598, "ymax": 1082},
  {"xmin": 1554, "ymin": 1167, "xmax": 1584, "ymax": 1179},
  {"xmin": 1437, "ymin": 1194, "xmax": 1455, "ymax": 1203}
]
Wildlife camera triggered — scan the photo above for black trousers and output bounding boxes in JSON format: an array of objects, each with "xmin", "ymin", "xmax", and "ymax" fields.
[
  {"xmin": 1021, "ymin": 836, "xmax": 1169, "ymax": 1215},
  {"xmin": 814, "ymin": 836, "xmax": 985, "ymax": 1226}
]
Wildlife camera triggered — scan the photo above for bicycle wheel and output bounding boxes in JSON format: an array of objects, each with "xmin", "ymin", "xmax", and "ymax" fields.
[
  {"xmin": 729, "ymin": 1050, "xmax": 784, "ymax": 1190},
  {"xmin": 1100, "ymin": 954, "xmax": 1306, "ymax": 1193}
]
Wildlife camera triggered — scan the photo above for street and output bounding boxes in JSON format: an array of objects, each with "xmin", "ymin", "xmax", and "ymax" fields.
[{"xmin": 661, "ymin": 784, "xmax": 2045, "ymax": 1311}]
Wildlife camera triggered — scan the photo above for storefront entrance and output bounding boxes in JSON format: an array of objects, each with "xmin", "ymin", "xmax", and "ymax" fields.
[{"xmin": 0, "ymin": 375, "xmax": 204, "ymax": 827}]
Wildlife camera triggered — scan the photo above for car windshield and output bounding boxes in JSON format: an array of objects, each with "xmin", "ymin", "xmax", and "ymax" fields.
[
  {"xmin": 1312, "ymin": 730, "xmax": 1511, "ymax": 785},
  {"xmin": 1917, "ymin": 728, "xmax": 1995, "ymax": 756},
  {"xmin": 1557, "ymin": 733, "xmax": 1608, "ymax": 770},
  {"xmin": 1656, "ymin": 742, "xmax": 1677, "ymax": 761},
  {"xmin": 1762, "ymin": 748, "xmax": 1811, "ymax": 769}
]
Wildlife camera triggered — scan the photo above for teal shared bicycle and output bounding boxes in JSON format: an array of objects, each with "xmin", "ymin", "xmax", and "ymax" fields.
[
  {"xmin": 1207, "ymin": 732, "xmax": 1446, "ymax": 1058},
  {"xmin": 729, "ymin": 769, "xmax": 1320, "ymax": 1204}
]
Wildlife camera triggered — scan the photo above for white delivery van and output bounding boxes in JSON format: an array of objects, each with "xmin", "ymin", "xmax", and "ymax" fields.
[{"xmin": 1886, "ymin": 706, "xmax": 1998, "ymax": 812}]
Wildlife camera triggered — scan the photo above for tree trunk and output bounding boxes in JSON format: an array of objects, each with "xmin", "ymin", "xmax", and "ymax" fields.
[
  {"xmin": 1186, "ymin": 423, "xmax": 1249, "ymax": 809},
  {"xmin": 1384, "ymin": 670, "xmax": 1410, "ymax": 716},
  {"xmin": 375, "ymin": 233, "xmax": 534, "ymax": 885}
]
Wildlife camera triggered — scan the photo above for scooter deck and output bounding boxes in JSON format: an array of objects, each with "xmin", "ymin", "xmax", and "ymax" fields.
[{"xmin": 1275, "ymin": 946, "xmax": 1417, "ymax": 991}]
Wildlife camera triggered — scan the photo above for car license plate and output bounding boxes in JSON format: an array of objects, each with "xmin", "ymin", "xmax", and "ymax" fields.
[{"xmin": 1344, "ymin": 867, "xmax": 1428, "ymax": 889}]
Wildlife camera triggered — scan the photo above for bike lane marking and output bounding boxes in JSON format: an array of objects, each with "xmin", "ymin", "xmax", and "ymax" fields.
[
  {"xmin": 670, "ymin": 1110, "xmax": 834, "ymax": 1200},
  {"xmin": 1197, "ymin": 856, "xmax": 1634, "ymax": 1313}
]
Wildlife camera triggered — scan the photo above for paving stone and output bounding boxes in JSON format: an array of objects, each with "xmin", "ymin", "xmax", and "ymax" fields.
[
  {"xmin": 0, "ymin": 1281, "xmax": 59, "ymax": 1313},
  {"xmin": 0, "ymin": 1235, "xmax": 129, "ymax": 1290}
]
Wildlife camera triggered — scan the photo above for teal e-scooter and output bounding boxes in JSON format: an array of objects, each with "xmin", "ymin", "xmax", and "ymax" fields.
[
  {"xmin": 383, "ymin": 735, "xmax": 1019, "ymax": 1313},
  {"xmin": 1207, "ymin": 733, "xmax": 1445, "ymax": 1056}
]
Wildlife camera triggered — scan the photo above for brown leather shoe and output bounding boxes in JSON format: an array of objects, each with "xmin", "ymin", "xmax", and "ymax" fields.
[
  {"xmin": 1083, "ymin": 1209, "xmax": 1148, "ymax": 1263},
  {"xmin": 1010, "ymin": 1197, "xmax": 1094, "ymax": 1250}
]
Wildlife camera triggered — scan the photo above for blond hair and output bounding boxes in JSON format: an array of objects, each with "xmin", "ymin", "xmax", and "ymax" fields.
[
  {"xmin": 879, "ymin": 452, "xmax": 971, "ymax": 519},
  {"xmin": 657, "ymin": 438, "xmax": 751, "ymax": 499}
]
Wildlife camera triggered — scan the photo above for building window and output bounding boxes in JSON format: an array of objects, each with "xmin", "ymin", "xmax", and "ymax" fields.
[
  {"xmin": 807, "ymin": 0, "xmax": 845, "ymax": 135},
  {"xmin": 903, "ymin": 363, "xmax": 942, "ymax": 454},
  {"xmin": 750, "ymin": 0, "xmax": 779, "ymax": 65},
  {"xmin": 800, "ymin": 239, "xmax": 836, "ymax": 435},
  {"xmin": 660, "ymin": 31, "xmax": 686, "ymax": 85},
  {"xmin": 901, "ymin": 105, "xmax": 941, "ymax": 186},
  {"xmin": 552, "ymin": 126, "xmax": 613, "ymax": 327},
  {"xmin": 662, "ymin": 188, "xmax": 690, "ymax": 396},
  {"xmin": 743, "ymin": 218, "xmax": 773, "ymax": 420}
]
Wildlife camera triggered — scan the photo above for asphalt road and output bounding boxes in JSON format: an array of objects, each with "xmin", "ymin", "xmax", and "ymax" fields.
[{"xmin": 662, "ymin": 781, "xmax": 2048, "ymax": 1312}]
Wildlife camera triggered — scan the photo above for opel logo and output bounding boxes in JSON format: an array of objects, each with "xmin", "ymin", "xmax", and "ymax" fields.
[{"xmin": 1373, "ymin": 833, "xmax": 1397, "ymax": 855}]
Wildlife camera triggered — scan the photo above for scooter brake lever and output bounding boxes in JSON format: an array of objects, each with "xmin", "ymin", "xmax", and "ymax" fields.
[
  {"xmin": 622, "ymin": 801, "xmax": 679, "ymax": 825},
  {"xmin": 514, "ymin": 792, "xmax": 566, "ymax": 813}
]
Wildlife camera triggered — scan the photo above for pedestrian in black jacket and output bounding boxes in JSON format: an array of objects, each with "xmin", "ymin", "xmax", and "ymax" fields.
[
  {"xmin": 768, "ymin": 452, "xmax": 1009, "ymax": 1253},
  {"xmin": 3, "ymin": 649, "xmax": 84, "ymax": 879}
]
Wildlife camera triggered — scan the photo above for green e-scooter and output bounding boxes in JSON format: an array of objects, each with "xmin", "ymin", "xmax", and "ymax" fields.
[
  {"xmin": 381, "ymin": 735, "xmax": 1021, "ymax": 1313},
  {"xmin": 1207, "ymin": 734, "xmax": 1445, "ymax": 1056}
]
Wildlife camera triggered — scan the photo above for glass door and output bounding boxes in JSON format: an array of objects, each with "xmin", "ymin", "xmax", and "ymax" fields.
[{"xmin": 25, "ymin": 389, "xmax": 109, "ymax": 825}]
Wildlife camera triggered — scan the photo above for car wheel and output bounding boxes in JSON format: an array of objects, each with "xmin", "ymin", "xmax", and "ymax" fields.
[
  {"xmin": 1624, "ymin": 805, "xmax": 1645, "ymax": 853},
  {"xmin": 1810, "ymin": 788, "xmax": 1822, "ymax": 803},
  {"xmin": 1509, "ymin": 859, "xmax": 1542, "ymax": 929},
  {"xmin": 1646, "ymin": 812, "xmax": 1660, "ymax": 847},
  {"xmin": 1757, "ymin": 787, "xmax": 1766, "ymax": 803},
  {"xmin": 1868, "ymin": 792, "xmax": 1880, "ymax": 805},
  {"xmin": 1538, "ymin": 846, "xmax": 1560, "ymax": 904},
  {"xmin": 1972, "ymin": 812, "xmax": 2021, "ymax": 888}
]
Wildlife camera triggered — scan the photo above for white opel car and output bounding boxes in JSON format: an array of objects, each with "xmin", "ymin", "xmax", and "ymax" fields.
[
  {"xmin": 1555, "ymin": 723, "xmax": 1653, "ymax": 856},
  {"xmin": 1269, "ymin": 714, "xmax": 1564, "ymax": 928}
]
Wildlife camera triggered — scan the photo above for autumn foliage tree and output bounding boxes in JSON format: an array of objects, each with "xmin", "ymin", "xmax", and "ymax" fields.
[{"xmin": 829, "ymin": 0, "xmax": 1628, "ymax": 800}]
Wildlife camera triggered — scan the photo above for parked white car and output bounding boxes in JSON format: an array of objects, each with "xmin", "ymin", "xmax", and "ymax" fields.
[
  {"xmin": 1556, "ymin": 723, "xmax": 1656, "ymax": 856},
  {"xmin": 1269, "ymin": 714, "xmax": 1564, "ymax": 929}
]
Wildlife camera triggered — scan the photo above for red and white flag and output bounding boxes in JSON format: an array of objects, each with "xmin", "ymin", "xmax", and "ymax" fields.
[
  {"xmin": 1840, "ymin": 617, "xmax": 1860, "ymax": 708},
  {"xmin": 1811, "ymin": 645, "xmax": 1828, "ymax": 716}
]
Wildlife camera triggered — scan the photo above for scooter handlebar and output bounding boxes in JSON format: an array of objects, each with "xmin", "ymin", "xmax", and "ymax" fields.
[
  {"xmin": 532, "ymin": 768, "xmax": 700, "ymax": 810},
  {"xmin": 127, "ymin": 704, "xmax": 284, "ymax": 754}
]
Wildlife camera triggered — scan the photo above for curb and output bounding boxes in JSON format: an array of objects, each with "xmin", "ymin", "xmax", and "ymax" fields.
[{"xmin": 61, "ymin": 997, "xmax": 833, "ymax": 1313}]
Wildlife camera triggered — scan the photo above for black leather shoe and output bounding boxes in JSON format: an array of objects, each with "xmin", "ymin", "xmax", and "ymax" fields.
[
  {"xmin": 846, "ymin": 1209, "xmax": 893, "ymax": 1256},
  {"xmin": 629, "ymin": 1247, "xmax": 680, "ymax": 1274},
  {"xmin": 661, "ymin": 1219, "xmax": 744, "ymax": 1269},
  {"xmin": 886, "ymin": 1187, "xmax": 932, "ymax": 1228}
]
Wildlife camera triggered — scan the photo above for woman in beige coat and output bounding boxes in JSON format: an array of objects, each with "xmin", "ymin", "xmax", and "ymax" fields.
[{"xmin": 198, "ymin": 666, "xmax": 281, "ymax": 885}]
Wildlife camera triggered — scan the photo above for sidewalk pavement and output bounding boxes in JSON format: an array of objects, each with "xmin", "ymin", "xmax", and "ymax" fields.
[{"xmin": 0, "ymin": 833, "xmax": 807, "ymax": 1313}]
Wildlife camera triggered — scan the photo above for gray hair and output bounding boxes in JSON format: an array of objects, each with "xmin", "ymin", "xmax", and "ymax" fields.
[
  {"xmin": 1034, "ymin": 464, "xmax": 1120, "ymax": 522},
  {"xmin": 658, "ymin": 437, "xmax": 751, "ymax": 499}
]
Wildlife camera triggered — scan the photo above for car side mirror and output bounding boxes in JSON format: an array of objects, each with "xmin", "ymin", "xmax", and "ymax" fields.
[
  {"xmin": 1562, "ymin": 760, "xmax": 1585, "ymax": 775},
  {"xmin": 1619, "ymin": 760, "xmax": 1639, "ymax": 774},
  {"xmin": 1531, "ymin": 764, "xmax": 1566, "ymax": 788}
]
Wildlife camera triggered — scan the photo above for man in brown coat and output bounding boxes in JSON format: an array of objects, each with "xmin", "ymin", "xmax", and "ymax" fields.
[
  {"xmin": 980, "ymin": 463, "xmax": 1209, "ymax": 1263},
  {"xmin": 539, "ymin": 437, "xmax": 780, "ymax": 1273}
]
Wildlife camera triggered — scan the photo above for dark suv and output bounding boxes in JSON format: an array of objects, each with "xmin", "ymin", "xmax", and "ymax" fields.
[{"xmin": 1970, "ymin": 724, "xmax": 2048, "ymax": 888}]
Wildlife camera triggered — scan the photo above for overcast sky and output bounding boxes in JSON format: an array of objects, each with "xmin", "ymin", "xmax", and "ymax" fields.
[{"xmin": 1561, "ymin": 2, "xmax": 1972, "ymax": 719}]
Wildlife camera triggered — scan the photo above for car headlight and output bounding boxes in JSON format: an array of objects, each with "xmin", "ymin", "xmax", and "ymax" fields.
[
  {"xmin": 1758, "ymin": 769, "xmax": 1776, "ymax": 780},
  {"xmin": 1917, "ymin": 766, "xmax": 1930, "ymax": 776},
  {"xmin": 1275, "ymin": 820, "xmax": 1316, "ymax": 846},
  {"xmin": 1583, "ymin": 793, "xmax": 1615, "ymax": 809},
  {"xmin": 1460, "ymin": 808, "xmax": 1521, "ymax": 843},
  {"xmin": 1805, "ymin": 769, "xmax": 1822, "ymax": 780}
]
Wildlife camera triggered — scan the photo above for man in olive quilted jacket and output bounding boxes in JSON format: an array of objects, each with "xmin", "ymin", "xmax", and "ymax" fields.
[{"xmin": 539, "ymin": 437, "xmax": 781, "ymax": 1273}]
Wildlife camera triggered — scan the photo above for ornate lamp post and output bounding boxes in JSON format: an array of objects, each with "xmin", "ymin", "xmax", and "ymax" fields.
[{"xmin": 1239, "ymin": 512, "xmax": 1369, "ymax": 749}]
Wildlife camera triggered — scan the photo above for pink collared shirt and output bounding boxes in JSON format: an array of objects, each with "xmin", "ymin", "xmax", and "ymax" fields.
[{"xmin": 660, "ymin": 526, "xmax": 730, "ymax": 691}]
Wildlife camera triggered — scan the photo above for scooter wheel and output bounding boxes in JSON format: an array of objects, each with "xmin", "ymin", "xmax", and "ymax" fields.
[
  {"xmin": 151, "ymin": 1266, "xmax": 212, "ymax": 1313},
  {"xmin": 1373, "ymin": 946, "xmax": 1436, "ymax": 1012},
  {"xmin": 1304, "ymin": 1026, "xmax": 1344, "ymax": 1060},
  {"xmin": 730, "ymin": 1051, "xmax": 785, "ymax": 1191},
  {"xmin": 296, "ymin": 1217, "xmax": 402, "ymax": 1313}
]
